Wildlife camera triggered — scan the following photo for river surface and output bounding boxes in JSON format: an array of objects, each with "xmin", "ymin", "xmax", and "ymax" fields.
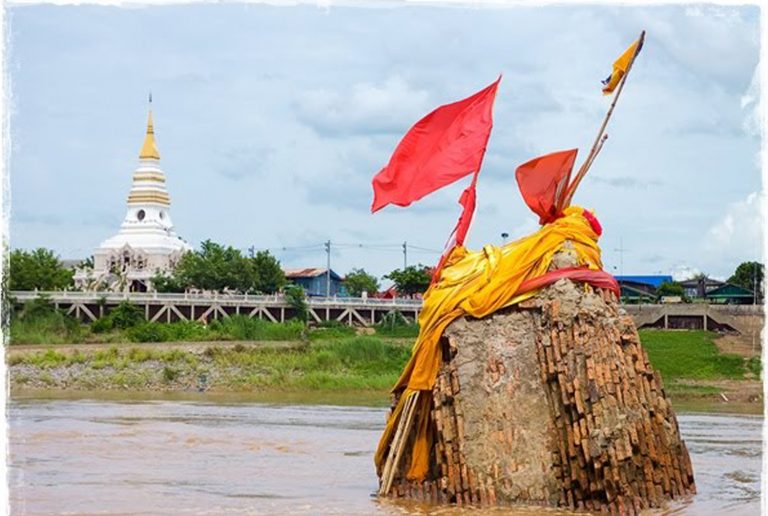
[{"xmin": 8, "ymin": 396, "xmax": 764, "ymax": 515}]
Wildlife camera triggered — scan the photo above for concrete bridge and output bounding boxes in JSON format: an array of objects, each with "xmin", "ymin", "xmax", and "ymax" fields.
[
  {"xmin": 622, "ymin": 303, "xmax": 763, "ymax": 343},
  {"xmin": 10, "ymin": 292, "xmax": 763, "ymax": 341},
  {"xmin": 9, "ymin": 291, "xmax": 422, "ymax": 327}
]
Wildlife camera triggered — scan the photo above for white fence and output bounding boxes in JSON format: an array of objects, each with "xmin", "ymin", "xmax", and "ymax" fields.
[{"xmin": 9, "ymin": 290, "xmax": 424, "ymax": 308}]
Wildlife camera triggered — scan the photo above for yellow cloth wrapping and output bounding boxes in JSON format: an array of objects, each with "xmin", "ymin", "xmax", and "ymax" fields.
[{"xmin": 375, "ymin": 206, "xmax": 604, "ymax": 480}]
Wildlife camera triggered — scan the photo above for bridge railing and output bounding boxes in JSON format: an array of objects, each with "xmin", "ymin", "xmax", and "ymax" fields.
[
  {"xmin": 10, "ymin": 292, "xmax": 762, "ymax": 313},
  {"xmin": 9, "ymin": 291, "xmax": 423, "ymax": 308}
]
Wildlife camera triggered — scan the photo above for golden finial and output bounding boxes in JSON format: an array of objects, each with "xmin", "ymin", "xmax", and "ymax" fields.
[{"xmin": 139, "ymin": 92, "xmax": 160, "ymax": 160}]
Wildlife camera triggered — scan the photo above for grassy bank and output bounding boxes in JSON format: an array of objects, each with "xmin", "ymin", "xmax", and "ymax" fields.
[
  {"xmin": 8, "ymin": 305, "xmax": 761, "ymax": 406},
  {"xmin": 638, "ymin": 329, "xmax": 761, "ymax": 399},
  {"xmin": 11, "ymin": 311, "xmax": 308, "ymax": 345},
  {"xmin": 9, "ymin": 298, "xmax": 421, "ymax": 346},
  {"xmin": 10, "ymin": 336, "xmax": 411, "ymax": 392},
  {"xmin": 640, "ymin": 330, "xmax": 759, "ymax": 381}
]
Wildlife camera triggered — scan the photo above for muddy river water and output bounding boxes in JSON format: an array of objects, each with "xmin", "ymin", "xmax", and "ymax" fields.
[{"xmin": 8, "ymin": 395, "xmax": 763, "ymax": 515}]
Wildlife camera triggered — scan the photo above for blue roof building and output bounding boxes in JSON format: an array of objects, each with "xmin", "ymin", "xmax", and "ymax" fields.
[
  {"xmin": 284, "ymin": 268, "xmax": 346, "ymax": 297},
  {"xmin": 613, "ymin": 275, "xmax": 673, "ymax": 288},
  {"xmin": 614, "ymin": 275, "xmax": 674, "ymax": 303}
]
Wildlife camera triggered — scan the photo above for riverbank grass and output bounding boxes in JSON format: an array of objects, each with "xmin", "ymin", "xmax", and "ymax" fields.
[
  {"xmin": 9, "ymin": 301, "xmax": 408, "ymax": 345},
  {"xmin": 9, "ymin": 320, "xmax": 761, "ymax": 403},
  {"xmin": 638, "ymin": 330, "xmax": 750, "ymax": 381},
  {"xmin": 10, "ymin": 336, "xmax": 411, "ymax": 392}
]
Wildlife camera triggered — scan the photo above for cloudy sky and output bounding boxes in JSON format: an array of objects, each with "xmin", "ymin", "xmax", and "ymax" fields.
[{"xmin": 7, "ymin": 2, "xmax": 762, "ymax": 281}]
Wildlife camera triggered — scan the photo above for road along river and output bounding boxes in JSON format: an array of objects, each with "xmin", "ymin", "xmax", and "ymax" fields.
[{"xmin": 9, "ymin": 396, "xmax": 763, "ymax": 515}]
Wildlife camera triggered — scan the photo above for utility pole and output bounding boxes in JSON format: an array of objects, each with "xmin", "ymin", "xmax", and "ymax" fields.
[
  {"xmin": 402, "ymin": 241, "xmax": 408, "ymax": 270},
  {"xmin": 614, "ymin": 237, "xmax": 627, "ymax": 277},
  {"xmin": 753, "ymin": 262, "xmax": 758, "ymax": 305},
  {"xmin": 325, "ymin": 240, "xmax": 331, "ymax": 298}
]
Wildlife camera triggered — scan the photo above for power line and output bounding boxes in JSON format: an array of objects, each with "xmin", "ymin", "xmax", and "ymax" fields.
[
  {"xmin": 256, "ymin": 241, "xmax": 442, "ymax": 254},
  {"xmin": 409, "ymin": 245, "xmax": 442, "ymax": 254}
]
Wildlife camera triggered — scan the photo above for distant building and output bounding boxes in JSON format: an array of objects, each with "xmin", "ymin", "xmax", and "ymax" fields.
[
  {"xmin": 284, "ymin": 268, "xmax": 346, "ymax": 297},
  {"xmin": 61, "ymin": 259, "xmax": 84, "ymax": 271},
  {"xmin": 614, "ymin": 275, "xmax": 672, "ymax": 303},
  {"xmin": 375, "ymin": 285, "xmax": 398, "ymax": 299},
  {"xmin": 612, "ymin": 274, "xmax": 755, "ymax": 304},
  {"xmin": 678, "ymin": 277, "xmax": 725, "ymax": 299},
  {"xmin": 74, "ymin": 103, "xmax": 192, "ymax": 292},
  {"xmin": 705, "ymin": 283, "xmax": 755, "ymax": 305},
  {"xmin": 373, "ymin": 285, "xmax": 424, "ymax": 300}
]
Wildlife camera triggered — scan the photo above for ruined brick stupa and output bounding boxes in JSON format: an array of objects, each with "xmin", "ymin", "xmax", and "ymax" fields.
[
  {"xmin": 375, "ymin": 242, "xmax": 696, "ymax": 513},
  {"xmin": 370, "ymin": 31, "xmax": 695, "ymax": 514}
]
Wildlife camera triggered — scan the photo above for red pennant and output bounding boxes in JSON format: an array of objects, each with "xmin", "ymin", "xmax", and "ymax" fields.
[
  {"xmin": 515, "ymin": 149, "xmax": 578, "ymax": 224},
  {"xmin": 372, "ymin": 77, "xmax": 500, "ymax": 212}
]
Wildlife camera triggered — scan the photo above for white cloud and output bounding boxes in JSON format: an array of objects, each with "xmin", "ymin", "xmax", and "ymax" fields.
[
  {"xmin": 671, "ymin": 264, "xmax": 701, "ymax": 282},
  {"xmin": 295, "ymin": 76, "xmax": 431, "ymax": 136},
  {"xmin": 706, "ymin": 191, "xmax": 764, "ymax": 269},
  {"xmin": 632, "ymin": 5, "xmax": 758, "ymax": 92},
  {"xmin": 740, "ymin": 66, "xmax": 761, "ymax": 138},
  {"xmin": 7, "ymin": 4, "xmax": 761, "ymax": 280}
]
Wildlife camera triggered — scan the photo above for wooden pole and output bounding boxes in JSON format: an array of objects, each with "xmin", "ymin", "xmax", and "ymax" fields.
[
  {"xmin": 379, "ymin": 391, "xmax": 420, "ymax": 496},
  {"xmin": 563, "ymin": 30, "xmax": 646, "ymax": 208}
]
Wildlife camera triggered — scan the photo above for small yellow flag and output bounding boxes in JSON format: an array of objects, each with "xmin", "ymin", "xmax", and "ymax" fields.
[{"xmin": 601, "ymin": 38, "xmax": 641, "ymax": 95}]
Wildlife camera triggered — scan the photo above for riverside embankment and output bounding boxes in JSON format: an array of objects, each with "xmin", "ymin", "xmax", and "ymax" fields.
[{"xmin": 7, "ymin": 328, "xmax": 763, "ymax": 411}]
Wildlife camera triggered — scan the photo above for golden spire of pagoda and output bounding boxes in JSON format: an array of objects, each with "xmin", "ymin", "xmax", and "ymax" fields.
[{"xmin": 139, "ymin": 92, "xmax": 160, "ymax": 160}]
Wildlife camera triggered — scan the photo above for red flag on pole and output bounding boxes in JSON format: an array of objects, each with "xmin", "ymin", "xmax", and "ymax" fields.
[
  {"xmin": 430, "ymin": 184, "xmax": 477, "ymax": 282},
  {"xmin": 515, "ymin": 149, "xmax": 578, "ymax": 225},
  {"xmin": 450, "ymin": 185, "xmax": 477, "ymax": 247},
  {"xmin": 371, "ymin": 77, "xmax": 501, "ymax": 213}
]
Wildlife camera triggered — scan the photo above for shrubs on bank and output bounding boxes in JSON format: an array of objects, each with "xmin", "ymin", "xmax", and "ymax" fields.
[
  {"xmin": 124, "ymin": 317, "xmax": 306, "ymax": 343},
  {"xmin": 128, "ymin": 321, "xmax": 212, "ymax": 343},
  {"xmin": 10, "ymin": 296, "xmax": 421, "ymax": 346},
  {"xmin": 10, "ymin": 328, "xmax": 763, "ymax": 393},
  {"xmin": 308, "ymin": 320, "xmax": 357, "ymax": 340},
  {"xmin": 91, "ymin": 302, "xmax": 144, "ymax": 333},
  {"xmin": 212, "ymin": 316, "xmax": 305, "ymax": 341},
  {"xmin": 374, "ymin": 310, "xmax": 420, "ymax": 338},
  {"xmin": 10, "ymin": 336, "xmax": 413, "ymax": 391},
  {"xmin": 9, "ymin": 297, "xmax": 85, "ymax": 345}
]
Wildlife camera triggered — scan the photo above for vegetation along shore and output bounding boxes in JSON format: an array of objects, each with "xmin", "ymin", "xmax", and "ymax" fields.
[{"xmin": 7, "ymin": 297, "xmax": 761, "ymax": 410}]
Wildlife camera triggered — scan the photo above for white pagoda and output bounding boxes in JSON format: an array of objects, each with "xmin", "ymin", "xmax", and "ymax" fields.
[{"xmin": 75, "ymin": 102, "xmax": 192, "ymax": 292}]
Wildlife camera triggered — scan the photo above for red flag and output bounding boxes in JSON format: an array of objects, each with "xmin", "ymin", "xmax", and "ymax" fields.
[
  {"xmin": 515, "ymin": 149, "xmax": 578, "ymax": 225},
  {"xmin": 371, "ymin": 77, "xmax": 500, "ymax": 212},
  {"xmin": 431, "ymin": 184, "xmax": 477, "ymax": 282},
  {"xmin": 451, "ymin": 185, "xmax": 477, "ymax": 247}
]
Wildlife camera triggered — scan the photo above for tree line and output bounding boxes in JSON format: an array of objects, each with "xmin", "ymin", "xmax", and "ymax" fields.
[
  {"xmin": 14, "ymin": 245, "xmax": 759, "ymax": 301},
  {"xmin": 7, "ymin": 243, "xmax": 434, "ymax": 297}
]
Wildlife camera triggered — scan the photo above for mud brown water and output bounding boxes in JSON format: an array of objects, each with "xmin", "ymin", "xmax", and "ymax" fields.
[{"xmin": 8, "ymin": 395, "xmax": 762, "ymax": 515}]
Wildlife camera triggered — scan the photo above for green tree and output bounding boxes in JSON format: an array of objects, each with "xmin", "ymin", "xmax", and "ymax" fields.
[
  {"xmin": 728, "ymin": 261, "xmax": 764, "ymax": 301},
  {"xmin": 385, "ymin": 265, "xmax": 432, "ymax": 297},
  {"xmin": 174, "ymin": 240, "xmax": 257, "ymax": 292},
  {"xmin": 79, "ymin": 256, "xmax": 95, "ymax": 269},
  {"xmin": 9, "ymin": 248, "xmax": 74, "ymax": 290},
  {"xmin": 251, "ymin": 250, "xmax": 286, "ymax": 294},
  {"xmin": 19, "ymin": 295, "xmax": 57, "ymax": 320},
  {"xmin": 284, "ymin": 284, "xmax": 309, "ymax": 323},
  {"xmin": 656, "ymin": 281, "xmax": 684, "ymax": 298},
  {"xmin": 151, "ymin": 272, "xmax": 186, "ymax": 293},
  {"xmin": 108, "ymin": 301, "xmax": 145, "ymax": 329},
  {"xmin": 344, "ymin": 268, "xmax": 380, "ymax": 297}
]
